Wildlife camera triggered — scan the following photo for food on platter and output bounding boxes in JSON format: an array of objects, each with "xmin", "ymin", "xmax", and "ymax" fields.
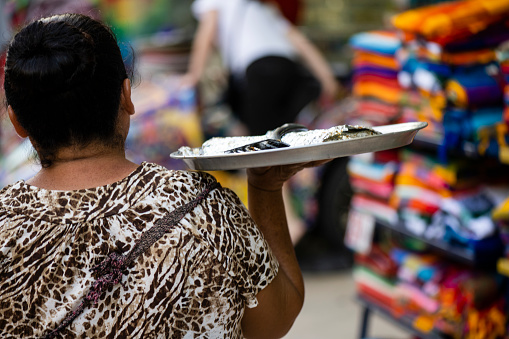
[{"xmin": 177, "ymin": 124, "xmax": 381, "ymax": 156}]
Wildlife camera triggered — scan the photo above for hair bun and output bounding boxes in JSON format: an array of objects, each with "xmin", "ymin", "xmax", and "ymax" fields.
[{"xmin": 7, "ymin": 20, "xmax": 97, "ymax": 93}]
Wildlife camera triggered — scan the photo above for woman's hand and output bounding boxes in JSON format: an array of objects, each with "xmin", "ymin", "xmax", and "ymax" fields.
[{"xmin": 247, "ymin": 159, "xmax": 331, "ymax": 192}]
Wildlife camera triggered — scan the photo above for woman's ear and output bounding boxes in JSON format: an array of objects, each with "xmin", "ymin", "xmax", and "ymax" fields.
[
  {"xmin": 120, "ymin": 78, "xmax": 135, "ymax": 116},
  {"xmin": 7, "ymin": 106, "xmax": 28, "ymax": 138}
]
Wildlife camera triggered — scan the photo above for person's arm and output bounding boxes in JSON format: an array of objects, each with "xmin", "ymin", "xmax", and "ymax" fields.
[
  {"xmin": 286, "ymin": 25, "xmax": 340, "ymax": 102},
  {"xmin": 181, "ymin": 10, "xmax": 218, "ymax": 88},
  {"xmin": 241, "ymin": 161, "xmax": 328, "ymax": 338}
]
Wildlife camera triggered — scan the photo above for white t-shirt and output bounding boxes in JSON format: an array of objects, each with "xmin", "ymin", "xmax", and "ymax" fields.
[{"xmin": 192, "ymin": 0, "xmax": 297, "ymax": 75}]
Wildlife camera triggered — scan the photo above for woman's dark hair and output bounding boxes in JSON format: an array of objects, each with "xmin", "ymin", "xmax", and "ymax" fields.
[{"xmin": 3, "ymin": 13, "xmax": 132, "ymax": 167}]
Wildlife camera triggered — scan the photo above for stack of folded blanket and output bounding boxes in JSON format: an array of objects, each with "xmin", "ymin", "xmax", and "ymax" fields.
[
  {"xmin": 350, "ymin": 31, "xmax": 404, "ymax": 105},
  {"xmin": 347, "ymin": 0, "xmax": 509, "ymax": 250},
  {"xmin": 392, "ymin": 0, "xmax": 509, "ymax": 161},
  {"xmin": 390, "ymin": 149, "xmax": 506, "ymax": 259},
  {"xmin": 348, "ymin": 151, "xmax": 399, "ymax": 226},
  {"xmin": 355, "ymin": 243, "xmax": 507, "ymax": 338},
  {"xmin": 354, "ymin": 245, "xmax": 398, "ymax": 309},
  {"xmin": 348, "ymin": 3, "xmax": 509, "ymax": 336},
  {"xmin": 347, "ymin": 31, "xmax": 408, "ymax": 128}
]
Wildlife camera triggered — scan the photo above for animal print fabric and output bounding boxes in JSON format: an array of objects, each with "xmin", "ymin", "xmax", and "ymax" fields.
[{"xmin": 0, "ymin": 162, "xmax": 279, "ymax": 338}]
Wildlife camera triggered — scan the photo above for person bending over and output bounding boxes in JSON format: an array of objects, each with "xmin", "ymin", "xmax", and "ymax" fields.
[{"xmin": 183, "ymin": 0, "xmax": 339, "ymax": 136}]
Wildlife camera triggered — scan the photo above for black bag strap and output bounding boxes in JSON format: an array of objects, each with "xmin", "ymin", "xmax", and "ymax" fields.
[{"xmin": 43, "ymin": 180, "xmax": 221, "ymax": 339}]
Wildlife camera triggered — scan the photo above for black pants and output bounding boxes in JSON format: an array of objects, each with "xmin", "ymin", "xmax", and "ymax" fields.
[{"xmin": 228, "ymin": 56, "xmax": 321, "ymax": 135}]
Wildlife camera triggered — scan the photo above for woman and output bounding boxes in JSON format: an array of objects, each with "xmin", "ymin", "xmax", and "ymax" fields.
[
  {"xmin": 183, "ymin": 0, "xmax": 339, "ymax": 136},
  {"xmin": 0, "ymin": 13, "xmax": 326, "ymax": 338}
]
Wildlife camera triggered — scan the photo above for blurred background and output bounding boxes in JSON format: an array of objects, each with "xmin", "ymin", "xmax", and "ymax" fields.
[{"xmin": 3, "ymin": 0, "xmax": 509, "ymax": 338}]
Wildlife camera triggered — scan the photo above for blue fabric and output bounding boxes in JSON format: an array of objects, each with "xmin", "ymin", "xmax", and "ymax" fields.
[
  {"xmin": 448, "ymin": 63, "xmax": 504, "ymax": 107},
  {"xmin": 470, "ymin": 107, "xmax": 504, "ymax": 133},
  {"xmin": 400, "ymin": 51, "xmax": 452, "ymax": 77},
  {"xmin": 390, "ymin": 248, "xmax": 411, "ymax": 266},
  {"xmin": 350, "ymin": 32, "xmax": 401, "ymax": 56},
  {"xmin": 416, "ymin": 266, "xmax": 437, "ymax": 282}
]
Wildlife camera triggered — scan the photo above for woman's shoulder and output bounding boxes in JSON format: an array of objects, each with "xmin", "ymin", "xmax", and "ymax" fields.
[
  {"xmin": 0, "ymin": 180, "xmax": 23, "ymax": 197},
  {"xmin": 140, "ymin": 162, "xmax": 219, "ymax": 198},
  {"xmin": 0, "ymin": 180, "xmax": 31, "ymax": 212}
]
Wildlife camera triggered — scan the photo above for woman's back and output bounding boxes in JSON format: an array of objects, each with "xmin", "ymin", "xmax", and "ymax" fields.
[
  {"xmin": 0, "ymin": 163, "xmax": 278, "ymax": 338},
  {"xmin": 2, "ymin": 12, "xmax": 313, "ymax": 338}
]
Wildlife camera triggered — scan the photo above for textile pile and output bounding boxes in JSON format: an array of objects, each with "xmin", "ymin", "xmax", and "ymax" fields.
[
  {"xmin": 346, "ymin": 1, "xmax": 509, "ymax": 337},
  {"xmin": 354, "ymin": 243, "xmax": 506, "ymax": 338}
]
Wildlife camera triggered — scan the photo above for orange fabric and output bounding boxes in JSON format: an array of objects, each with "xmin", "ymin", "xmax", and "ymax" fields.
[
  {"xmin": 353, "ymin": 81, "xmax": 404, "ymax": 104},
  {"xmin": 396, "ymin": 174, "xmax": 453, "ymax": 197},
  {"xmin": 392, "ymin": 1, "xmax": 465, "ymax": 34},
  {"xmin": 353, "ymin": 52, "xmax": 400, "ymax": 70},
  {"xmin": 442, "ymin": 49, "xmax": 496, "ymax": 65},
  {"xmin": 353, "ymin": 77, "xmax": 400, "ymax": 88},
  {"xmin": 391, "ymin": 0, "xmax": 509, "ymax": 44},
  {"xmin": 417, "ymin": 45, "xmax": 497, "ymax": 65},
  {"xmin": 349, "ymin": 171, "xmax": 395, "ymax": 185}
]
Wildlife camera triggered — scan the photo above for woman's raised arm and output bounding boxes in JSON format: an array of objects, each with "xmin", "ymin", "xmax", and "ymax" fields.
[{"xmin": 241, "ymin": 161, "xmax": 329, "ymax": 338}]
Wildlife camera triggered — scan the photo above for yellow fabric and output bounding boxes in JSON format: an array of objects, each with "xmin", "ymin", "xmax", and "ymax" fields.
[
  {"xmin": 477, "ymin": 123, "xmax": 509, "ymax": 164},
  {"xmin": 492, "ymin": 195, "xmax": 509, "ymax": 220},
  {"xmin": 496, "ymin": 123, "xmax": 509, "ymax": 164},
  {"xmin": 466, "ymin": 306, "xmax": 506, "ymax": 339},
  {"xmin": 446, "ymin": 80, "xmax": 469, "ymax": 108},
  {"xmin": 414, "ymin": 315, "xmax": 436, "ymax": 333},
  {"xmin": 497, "ymin": 258, "xmax": 509, "ymax": 276},
  {"xmin": 398, "ymin": 160, "xmax": 458, "ymax": 187},
  {"xmin": 395, "ymin": 175, "xmax": 453, "ymax": 197},
  {"xmin": 477, "ymin": 125, "xmax": 493, "ymax": 156}
]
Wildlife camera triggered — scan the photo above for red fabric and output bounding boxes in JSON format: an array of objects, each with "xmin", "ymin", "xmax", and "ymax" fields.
[
  {"xmin": 406, "ymin": 199, "xmax": 440, "ymax": 215},
  {"xmin": 350, "ymin": 177, "xmax": 394, "ymax": 199},
  {"xmin": 355, "ymin": 246, "xmax": 399, "ymax": 278},
  {"xmin": 353, "ymin": 77, "xmax": 401, "ymax": 89},
  {"xmin": 374, "ymin": 150, "xmax": 400, "ymax": 164},
  {"xmin": 357, "ymin": 284, "xmax": 394, "ymax": 308},
  {"xmin": 357, "ymin": 100, "xmax": 401, "ymax": 117}
]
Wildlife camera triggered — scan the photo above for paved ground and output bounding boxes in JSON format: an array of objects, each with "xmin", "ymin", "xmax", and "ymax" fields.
[{"xmin": 285, "ymin": 270, "xmax": 408, "ymax": 339}]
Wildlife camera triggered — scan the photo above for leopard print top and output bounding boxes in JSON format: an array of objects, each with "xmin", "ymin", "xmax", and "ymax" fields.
[{"xmin": 0, "ymin": 162, "xmax": 279, "ymax": 338}]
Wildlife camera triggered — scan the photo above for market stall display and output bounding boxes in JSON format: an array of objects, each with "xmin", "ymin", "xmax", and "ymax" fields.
[{"xmin": 344, "ymin": 0, "xmax": 509, "ymax": 337}]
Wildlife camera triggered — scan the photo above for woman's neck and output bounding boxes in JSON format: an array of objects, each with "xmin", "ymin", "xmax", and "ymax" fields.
[{"xmin": 27, "ymin": 146, "xmax": 140, "ymax": 190}]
